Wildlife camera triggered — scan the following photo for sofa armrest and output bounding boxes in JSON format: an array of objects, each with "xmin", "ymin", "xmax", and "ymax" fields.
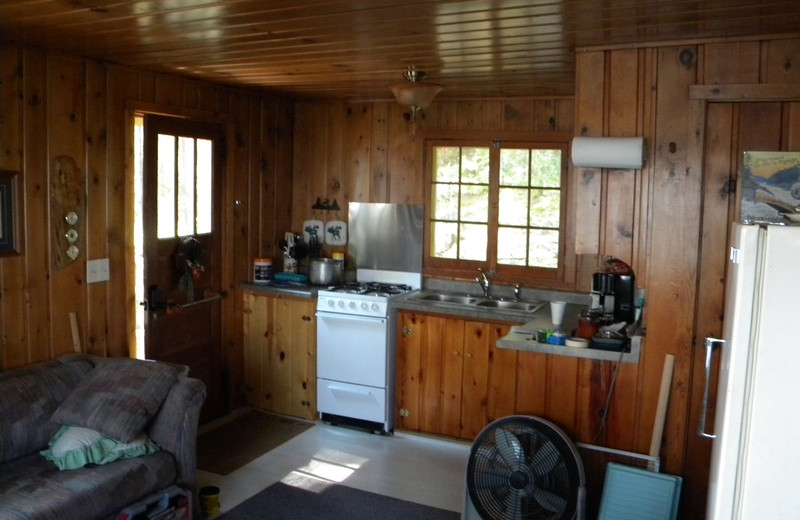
[{"xmin": 147, "ymin": 376, "xmax": 207, "ymax": 493}]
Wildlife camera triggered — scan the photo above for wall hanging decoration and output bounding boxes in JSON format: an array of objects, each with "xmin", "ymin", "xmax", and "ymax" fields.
[
  {"xmin": 324, "ymin": 199, "xmax": 347, "ymax": 246},
  {"xmin": 50, "ymin": 156, "xmax": 85, "ymax": 269},
  {"xmin": 741, "ymin": 151, "xmax": 800, "ymax": 224},
  {"xmin": 174, "ymin": 236, "xmax": 204, "ymax": 302},
  {"xmin": 303, "ymin": 198, "xmax": 325, "ymax": 248}
]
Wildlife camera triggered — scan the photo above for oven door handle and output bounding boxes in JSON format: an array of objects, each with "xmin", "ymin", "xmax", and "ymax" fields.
[{"xmin": 316, "ymin": 312, "xmax": 386, "ymax": 325}]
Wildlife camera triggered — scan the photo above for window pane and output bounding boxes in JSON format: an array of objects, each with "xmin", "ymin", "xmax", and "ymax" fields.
[
  {"xmin": 529, "ymin": 189, "xmax": 561, "ymax": 227},
  {"xmin": 177, "ymin": 137, "xmax": 195, "ymax": 237},
  {"xmin": 498, "ymin": 227, "xmax": 527, "ymax": 265},
  {"xmin": 157, "ymin": 134, "xmax": 175, "ymax": 239},
  {"xmin": 432, "ymin": 183, "xmax": 459, "ymax": 221},
  {"xmin": 529, "ymin": 229, "xmax": 559, "ymax": 268},
  {"xmin": 459, "ymin": 223, "xmax": 487, "ymax": 261},
  {"xmin": 461, "ymin": 184, "xmax": 489, "ymax": 222},
  {"xmin": 500, "ymin": 149, "xmax": 530, "ymax": 186},
  {"xmin": 461, "ymin": 147, "xmax": 490, "ymax": 184},
  {"xmin": 498, "ymin": 187, "xmax": 528, "ymax": 226},
  {"xmin": 434, "ymin": 147, "xmax": 460, "ymax": 182},
  {"xmin": 531, "ymin": 149, "xmax": 561, "ymax": 187},
  {"xmin": 196, "ymin": 138, "xmax": 212, "ymax": 233},
  {"xmin": 432, "ymin": 221, "xmax": 458, "ymax": 258}
]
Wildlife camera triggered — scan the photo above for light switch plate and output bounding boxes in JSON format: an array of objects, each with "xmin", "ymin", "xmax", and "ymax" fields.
[{"xmin": 87, "ymin": 258, "xmax": 110, "ymax": 283}]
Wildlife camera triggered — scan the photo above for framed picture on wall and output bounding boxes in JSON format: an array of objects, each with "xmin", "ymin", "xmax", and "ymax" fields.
[
  {"xmin": 741, "ymin": 151, "xmax": 800, "ymax": 224},
  {"xmin": 0, "ymin": 170, "xmax": 23, "ymax": 256}
]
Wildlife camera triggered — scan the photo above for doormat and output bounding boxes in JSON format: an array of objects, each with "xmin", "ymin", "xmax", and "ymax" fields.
[
  {"xmin": 217, "ymin": 480, "xmax": 459, "ymax": 520},
  {"xmin": 197, "ymin": 410, "xmax": 313, "ymax": 475}
]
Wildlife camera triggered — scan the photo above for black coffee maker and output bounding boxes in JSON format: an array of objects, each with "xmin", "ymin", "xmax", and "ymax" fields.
[{"xmin": 590, "ymin": 267, "xmax": 635, "ymax": 324}]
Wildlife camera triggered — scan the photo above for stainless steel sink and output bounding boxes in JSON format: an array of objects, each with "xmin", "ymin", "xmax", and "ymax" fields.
[
  {"xmin": 419, "ymin": 293, "xmax": 480, "ymax": 305},
  {"xmin": 476, "ymin": 299, "xmax": 545, "ymax": 312}
]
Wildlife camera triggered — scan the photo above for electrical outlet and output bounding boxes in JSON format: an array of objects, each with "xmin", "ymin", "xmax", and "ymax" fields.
[{"xmin": 87, "ymin": 258, "xmax": 110, "ymax": 283}]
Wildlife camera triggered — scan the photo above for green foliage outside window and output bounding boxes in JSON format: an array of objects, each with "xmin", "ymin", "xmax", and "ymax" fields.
[{"xmin": 430, "ymin": 143, "xmax": 562, "ymax": 270}]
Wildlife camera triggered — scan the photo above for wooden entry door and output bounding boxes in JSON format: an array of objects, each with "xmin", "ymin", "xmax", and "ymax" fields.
[{"xmin": 143, "ymin": 114, "xmax": 226, "ymax": 423}]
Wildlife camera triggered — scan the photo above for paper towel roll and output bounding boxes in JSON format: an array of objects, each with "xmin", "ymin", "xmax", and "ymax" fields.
[{"xmin": 571, "ymin": 136, "xmax": 644, "ymax": 169}]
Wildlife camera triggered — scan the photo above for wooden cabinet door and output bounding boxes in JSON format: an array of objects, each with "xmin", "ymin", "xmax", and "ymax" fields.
[
  {"xmin": 242, "ymin": 292, "xmax": 316, "ymax": 419},
  {"xmin": 395, "ymin": 311, "xmax": 517, "ymax": 440},
  {"xmin": 272, "ymin": 296, "xmax": 316, "ymax": 419}
]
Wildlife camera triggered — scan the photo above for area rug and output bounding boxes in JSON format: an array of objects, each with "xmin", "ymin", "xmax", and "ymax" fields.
[
  {"xmin": 197, "ymin": 410, "xmax": 313, "ymax": 475},
  {"xmin": 217, "ymin": 480, "xmax": 459, "ymax": 520}
]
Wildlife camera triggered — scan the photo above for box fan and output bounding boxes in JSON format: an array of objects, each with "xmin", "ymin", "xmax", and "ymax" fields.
[{"xmin": 463, "ymin": 415, "xmax": 586, "ymax": 520}]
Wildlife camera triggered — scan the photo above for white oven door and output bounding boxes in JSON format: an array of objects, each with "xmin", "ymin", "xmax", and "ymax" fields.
[{"xmin": 316, "ymin": 311, "xmax": 387, "ymax": 388}]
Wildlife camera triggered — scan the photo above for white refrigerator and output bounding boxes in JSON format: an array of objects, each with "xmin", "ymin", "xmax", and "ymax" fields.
[{"xmin": 702, "ymin": 222, "xmax": 800, "ymax": 519}]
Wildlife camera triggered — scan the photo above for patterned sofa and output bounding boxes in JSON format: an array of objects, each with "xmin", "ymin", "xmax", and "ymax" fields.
[{"xmin": 0, "ymin": 354, "xmax": 206, "ymax": 520}]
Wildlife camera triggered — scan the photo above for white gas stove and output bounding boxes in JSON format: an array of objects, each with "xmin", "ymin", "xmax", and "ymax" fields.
[{"xmin": 315, "ymin": 269, "xmax": 420, "ymax": 433}]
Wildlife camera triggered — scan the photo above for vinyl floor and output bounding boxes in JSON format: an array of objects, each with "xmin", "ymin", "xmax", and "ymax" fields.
[{"xmin": 196, "ymin": 410, "xmax": 471, "ymax": 516}]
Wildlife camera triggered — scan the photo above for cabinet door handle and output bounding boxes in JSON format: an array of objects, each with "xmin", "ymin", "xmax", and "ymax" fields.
[{"xmin": 402, "ymin": 326, "xmax": 412, "ymax": 336}]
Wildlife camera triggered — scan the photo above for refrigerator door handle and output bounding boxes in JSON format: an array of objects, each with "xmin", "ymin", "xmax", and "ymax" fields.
[{"xmin": 698, "ymin": 337, "xmax": 725, "ymax": 438}]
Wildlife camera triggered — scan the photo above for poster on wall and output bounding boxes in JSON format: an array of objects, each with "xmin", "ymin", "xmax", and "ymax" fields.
[{"xmin": 741, "ymin": 151, "xmax": 800, "ymax": 224}]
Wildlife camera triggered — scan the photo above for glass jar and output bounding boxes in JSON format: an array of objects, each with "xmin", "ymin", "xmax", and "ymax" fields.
[{"xmin": 577, "ymin": 310, "xmax": 601, "ymax": 339}]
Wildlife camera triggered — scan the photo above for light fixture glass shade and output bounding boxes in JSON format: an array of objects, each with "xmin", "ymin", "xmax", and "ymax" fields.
[{"xmin": 389, "ymin": 81, "xmax": 443, "ymax": 108}]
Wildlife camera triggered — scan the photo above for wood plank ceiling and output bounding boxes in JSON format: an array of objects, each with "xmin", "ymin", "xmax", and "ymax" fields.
[{"xmin": 2, "ymin": 0, "xmax": 799, "ymax": 100}]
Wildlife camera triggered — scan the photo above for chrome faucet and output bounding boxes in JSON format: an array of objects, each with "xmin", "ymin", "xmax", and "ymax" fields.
[
  {"xmin": 513, "ymin": 284, "xmax": 522, "ymax": 302},
  {"xmin": 476, "ymin": 268, "xmax": 492, "ymax": 298}
]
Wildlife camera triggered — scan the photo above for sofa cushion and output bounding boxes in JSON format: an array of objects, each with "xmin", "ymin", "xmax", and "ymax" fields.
[
  {"xmin": 0, "ymin": 357, "xmax": 93, "ymax": 463},
  {"xmin": 40, "ymin": 425, "xmax": 160, "ymax": 471},
  {"xmin": 52, "ymin": 358, "xmax": 178, "ymax": 443},
  {"xmin": 0, "ymin": 450, "xmax": 176, "ymax": 520}
]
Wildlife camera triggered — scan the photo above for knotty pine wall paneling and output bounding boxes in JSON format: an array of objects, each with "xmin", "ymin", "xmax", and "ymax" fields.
[
  {"xmin": 0, "ymin": 44, "xmax": 293, "ymax": 415},
  {"xmin": 574, "ymin": 36, "xmax": 800, "ymax": 519}
]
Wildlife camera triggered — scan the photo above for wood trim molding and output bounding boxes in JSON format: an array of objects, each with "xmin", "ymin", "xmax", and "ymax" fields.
[{"xmin": 690, "ymin": 83, "xmax": 800, "ymax": 102}]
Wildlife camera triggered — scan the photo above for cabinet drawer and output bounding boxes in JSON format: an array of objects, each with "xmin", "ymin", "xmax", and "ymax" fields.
[{"xmin": 317, "ymin": 379, "xmax": 386, "ymax": 424}]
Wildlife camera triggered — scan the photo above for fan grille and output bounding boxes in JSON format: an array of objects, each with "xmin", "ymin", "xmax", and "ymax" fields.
[{"xmin": 466, "ymin": 416, "xmax": 583, "ymax": 520}]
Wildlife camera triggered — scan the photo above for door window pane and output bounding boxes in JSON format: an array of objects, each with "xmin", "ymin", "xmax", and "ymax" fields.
[
  {"xmin": 157, "ymin": 134, "xmax": 176, "ymax": 239},
  {"xmin": 157, "ymin": 132, "xmax": 214, "ymax": 239},
  {"xmin": 177, "ymin": 136, "xmax": 196, "ymax": 237},
  {"xmin": 196, "ymin": 139, "xmax": 213, "ymax": 233}
]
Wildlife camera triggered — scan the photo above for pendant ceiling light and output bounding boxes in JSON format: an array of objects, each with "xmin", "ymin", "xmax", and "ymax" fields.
[{"xmin": 389, "ymin": 67, "xmax": 443, "ymax": 121}]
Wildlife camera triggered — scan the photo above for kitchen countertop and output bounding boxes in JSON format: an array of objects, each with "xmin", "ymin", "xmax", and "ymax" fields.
[
  {"xmin": 392, "ymin": 293, "xmax": 642, "ymax": 363},
  {"xmin": 495, "ymin": 310, "xmax": 643, "ymax": 363},
  {"xmin": 242, "ymin": 281, "xmax": 642, "ymax": 363},
  {"xmin": 390, "ymin": 289, "xmax": 552, "ymax": 323}
]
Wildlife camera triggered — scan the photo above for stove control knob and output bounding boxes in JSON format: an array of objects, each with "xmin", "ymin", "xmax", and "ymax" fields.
[
  {"xmin": 348, "ymin": 301, "xmax": 357, "ymax": 310},
  {"xmin": 327, "ymin": 299, "xmax": 335, "ymax": 308},
  {"xmin": 372, "ymin": 303, "xmax": 380, "ymax": 312},
  {"xmin": 337, "ymin": 300, "xmax": 345, "ymax": 308},
  {"xmin": 361, "ymin": 302, "xmax": 369, "ymax": 311}
]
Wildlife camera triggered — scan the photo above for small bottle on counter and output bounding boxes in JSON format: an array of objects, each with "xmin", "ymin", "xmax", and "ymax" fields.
[
  {"xmin": 331, "ymin": 252, "xmax": 345, "ymax": 283},
  {"xmin": 253, "ymin": 257, "xmax": 273, "ymax": 283}
]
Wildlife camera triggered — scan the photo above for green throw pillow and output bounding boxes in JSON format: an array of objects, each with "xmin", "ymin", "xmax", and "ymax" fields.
[{"xmin": 40, "ymin": 425, "xmax": 160, "ymax": 471}]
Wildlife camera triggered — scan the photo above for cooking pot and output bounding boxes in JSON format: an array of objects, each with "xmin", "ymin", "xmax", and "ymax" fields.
[{"xmin": 308, "ymin": 257, "xmax": 341, "ymax": 285}]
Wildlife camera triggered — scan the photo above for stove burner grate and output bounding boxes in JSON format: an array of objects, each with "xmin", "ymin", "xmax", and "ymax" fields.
[{"xmin": 334, "ymin": 281, "xmax": 412, "ymax": 296}]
